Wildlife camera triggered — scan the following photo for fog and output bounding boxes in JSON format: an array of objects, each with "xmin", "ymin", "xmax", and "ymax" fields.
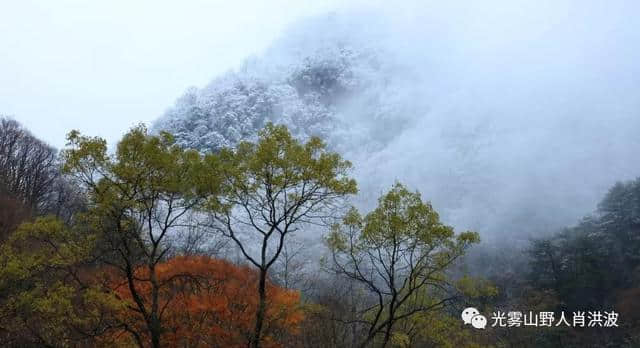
[
  {"xmin": 153, "ymin": 1, "xmax": 640, "ymax": 245},
  {"xmin": 347, "ymin": 1, "xmax": 640, "ymax": 242},
  {"xmin": 4, "ymin": 0, "xmax": 640, "ymax": 243},
  {"xmin": 0, "ymin": 0, "xmax": 345, "ymax": 148}
]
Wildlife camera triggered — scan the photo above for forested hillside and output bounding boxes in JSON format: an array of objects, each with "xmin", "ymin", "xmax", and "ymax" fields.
[
  {"xmin": 153, "ymin": 12, "xmax": 640, "ymax": 247},
  {"xmin": 3, "ymin": 5, "xmax": 640, "ymax": 347},
  {"xmin": 1, "ymin": 116, "xmax": 638, "ymax": 347}
]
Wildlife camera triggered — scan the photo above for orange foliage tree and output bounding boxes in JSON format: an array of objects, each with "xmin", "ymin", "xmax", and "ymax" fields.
[{"xmin": 105, "ymin": 255, "xmax": 303, "ymax": 347}]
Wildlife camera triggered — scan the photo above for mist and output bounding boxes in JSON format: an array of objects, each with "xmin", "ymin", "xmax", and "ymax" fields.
[
  {"xmin": 3, "ymin": 2, "xmax": 640, "ymax": 346},
  {"xmin": 155, "ymin": 0, "xmax": 640, "ymax": 244}
]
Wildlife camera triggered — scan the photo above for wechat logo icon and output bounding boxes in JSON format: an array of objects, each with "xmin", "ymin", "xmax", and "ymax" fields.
[{"xmin": 462, "ymin": 307, "xmax": 487, "ymax": 329}]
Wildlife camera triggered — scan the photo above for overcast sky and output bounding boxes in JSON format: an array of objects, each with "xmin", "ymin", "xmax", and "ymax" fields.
[{"xmin": 0, "ymin": 0, "xmax": 350, "ymax": 148}]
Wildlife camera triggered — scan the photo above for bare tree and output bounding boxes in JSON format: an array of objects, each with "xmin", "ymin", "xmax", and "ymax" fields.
[
  {"xmin": 0, "ymin": 193, "xmax": 31, "ymax": 242},
  {"xmin": 272, "ymin": 238, "xmax": 313, "ymax": 291},
  {"xmin": 0, "ymin": 117, "xmax": 59, "ymax": 212}
]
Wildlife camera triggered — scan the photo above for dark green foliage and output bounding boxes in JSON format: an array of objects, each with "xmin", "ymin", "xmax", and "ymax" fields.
[{"xmin": 523, "ymin": 177, "xmax": 640, "ymax": 347}]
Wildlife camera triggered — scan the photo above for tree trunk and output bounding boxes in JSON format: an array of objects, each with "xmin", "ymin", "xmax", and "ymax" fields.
[
  {"xmin": 381, "ymin": 322, "xmax": 393, "ymax": 348},
  {"xmin": 150, "ymin": 325, "xmax": 161, "ymax": 348},
  {"xmin": 251, "ymin": 268, "xmax": 267, "ymax": 348},
  {"xmin": 149, "ymin": 265, "xmax": 161, "ymax": 348},
  {"xmin": 381, "ymin": 304, "xmax": 395, "ymax": 348}
]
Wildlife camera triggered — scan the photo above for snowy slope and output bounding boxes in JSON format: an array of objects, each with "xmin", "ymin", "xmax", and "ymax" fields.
[
  {"xmin": 153, "ymin": 7, "xmax": 640, "ymax": 243},
  {"xmin": 153, "ymin": 14, "xmax": 409, "ymax": 155}
]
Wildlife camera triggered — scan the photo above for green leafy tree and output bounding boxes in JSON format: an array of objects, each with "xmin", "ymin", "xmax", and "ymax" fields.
[
  {"xmin": 327, "ymin": 183, "xmax": 480, "ymax": 348},
  {"xmin": 62, "ymin": 125, "xmax": 215, "ymax": 348},
  {"xmin": 0, "ymin": 216, "xmax": 118, "ymax": 347},
  {"xmin": 203, "ymin": 123, "xmax": 357, "ymax": 348}
]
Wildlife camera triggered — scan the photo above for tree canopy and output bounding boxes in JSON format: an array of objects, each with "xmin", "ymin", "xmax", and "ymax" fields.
[{"xmin": 327, "ymin": 183, "xmax": 480, "ymax": 347}]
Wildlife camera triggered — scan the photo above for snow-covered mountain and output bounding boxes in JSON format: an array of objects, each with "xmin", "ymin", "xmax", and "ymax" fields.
[
  {"xmin": 153, "ymin": 14, "xmax": 411, "ymax": 155},
  {"xmin": 154, "ymin": 6, "xmax": 640, "ymax": 243}
]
